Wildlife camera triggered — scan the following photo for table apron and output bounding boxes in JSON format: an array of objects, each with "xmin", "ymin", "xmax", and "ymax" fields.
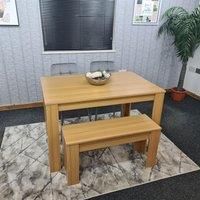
[{"xmin": 58, "ymin": 95, "xmax": 155, "ymax": 111}]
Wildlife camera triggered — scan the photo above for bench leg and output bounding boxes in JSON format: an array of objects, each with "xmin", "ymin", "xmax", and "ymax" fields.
[
  {"xmin": 64, "ymin": 144, "xmax": 80, "ymax": 185},
  {"xmin": 134, "ymin": 140, "xmax": 146, "ymax": 154},
  {"xmin": 146, "ymin": 130, "xmax": 161, "ymax": 167}
]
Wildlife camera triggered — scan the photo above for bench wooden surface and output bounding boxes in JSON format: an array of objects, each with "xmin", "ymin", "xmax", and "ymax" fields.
[
  {"xmin": 63, "ymin": 114, "xmax": 161, "ymax": 185},
  {"xmin": 63, "ymin": 114, "xmax": 161, "ymax": 145}
]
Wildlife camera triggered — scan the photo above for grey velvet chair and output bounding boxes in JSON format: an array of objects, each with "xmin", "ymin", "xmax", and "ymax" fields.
[
  {"xmin": 51, "ymin": 63, "xmax": 78, "ymax": 76},
  {"xmin": 89, "ymin": 61, "xmax": 118, "ymax": 120},
  {"xmin": 51, "ymin": 63, "xmax": 83, "ymax": 125}
]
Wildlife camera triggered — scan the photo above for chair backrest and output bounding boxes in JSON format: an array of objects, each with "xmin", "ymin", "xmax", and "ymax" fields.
[
  {"xmin": 90, "ymin": 61, "xmax": 115, "ymax": 72},
  {"xmin": 51, "ymin": 63, "xmax": 78, "ymax": 76}
]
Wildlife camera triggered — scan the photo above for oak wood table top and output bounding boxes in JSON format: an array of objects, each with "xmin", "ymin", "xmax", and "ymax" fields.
[{"xmin": 41, "ymin": 71, "xmax": 165, "ymax": 106}]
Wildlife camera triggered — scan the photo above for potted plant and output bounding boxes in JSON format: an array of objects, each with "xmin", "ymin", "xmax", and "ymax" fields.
[{"xmin": 158, "ymin": 6, "xmax": 200, "ymax": 101}]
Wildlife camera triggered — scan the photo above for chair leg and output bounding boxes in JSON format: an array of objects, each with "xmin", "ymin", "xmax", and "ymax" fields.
[
  {"xmin": 87, "ymin": 108, "xmax": 92, "ymax": 121},
  {"xmin": 58, "ymin": 113, "xmax": 63, "ymax": 143},
  {"xmin": 95, "ymin": 108, "xmax": 98, "ymax": 121},
  {"xmin": 112, "ymin": 106, "xmax": 116, "ymax": 118},
  {"xmin": 146, "ymin": 130, "xmax": 161, "ymax": 167},
  {"xmin": 65, "ymin": 144, "xmax": 80, "ymax": 185},
  {"xmin": 60, "ymin": 112, "xmax": 64, "ymax": 125},
  {"xmin": 60, "ymin": 122, "xmax": 63, "ymax": 143},
  {"xmin": 77, "ymin": 113, "xmax": 81, "ymax": 122}
]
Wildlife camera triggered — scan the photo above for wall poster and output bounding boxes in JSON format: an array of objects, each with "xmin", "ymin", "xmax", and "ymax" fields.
[
  {"xmin": 133, "ymin": 0, "xmax": 161, "ymax": 25},
  {"xmin": 0, "ymin": 0, "xmax": 19, "ymax": 26}
]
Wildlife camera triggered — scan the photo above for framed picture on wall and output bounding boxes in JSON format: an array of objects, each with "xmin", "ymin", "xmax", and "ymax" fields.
[
  {"xmin": 0, "ymin": 0, "xmax": 19, "ymax": 26},
  {"xmin": 133, "ymin": 0, "xmax": 162, "ymax": 25}
]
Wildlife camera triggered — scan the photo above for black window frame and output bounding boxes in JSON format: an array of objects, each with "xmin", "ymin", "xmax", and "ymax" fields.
[{"xmin": 39, "ymin": 0, "xmax": 115, "ymax": 52}]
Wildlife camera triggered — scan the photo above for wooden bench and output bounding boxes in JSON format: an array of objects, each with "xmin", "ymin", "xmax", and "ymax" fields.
[{"xmin": 62, "ymin": 114, "xmax": 161, "ymax": 185}]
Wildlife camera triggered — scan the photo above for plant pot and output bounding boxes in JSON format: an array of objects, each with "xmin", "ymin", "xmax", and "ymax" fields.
[{"xmin": 171, "ymin": 88, "xmax": 186, "ymax": 102}]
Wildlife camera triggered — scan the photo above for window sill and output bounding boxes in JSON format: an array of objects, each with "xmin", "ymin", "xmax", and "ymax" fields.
[{"xmin": 42, "ymin": 50, "xmax": 116, "ymax": 55}]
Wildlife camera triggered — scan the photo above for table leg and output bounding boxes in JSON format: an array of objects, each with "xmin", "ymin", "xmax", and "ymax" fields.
[
  {"xmin": 152, "ymin": 93, "xmax": 165, "ymax": 125},
  {"xmin": 121, "ymin": 103, "xmax": 131, "ymax": 117},
  {"xmin": 45, "ymin": 105, "xmax": 61, "ymax": 172},
  {"xmin": 143, "ymin": 93, "xmax": 164, "ymax": 165},
  {"xmin": 135, "ymin": 93, "xmax": 164, "ymax": 154},
  {"xmin": 121, "ymin": 103, "xmax": 146, "ymax": 153}
]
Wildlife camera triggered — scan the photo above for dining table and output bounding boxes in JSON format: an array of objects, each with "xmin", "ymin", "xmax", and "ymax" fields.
[{"xmin": 41, "ymin": 71, "xmax": 166, "ymax": 172}]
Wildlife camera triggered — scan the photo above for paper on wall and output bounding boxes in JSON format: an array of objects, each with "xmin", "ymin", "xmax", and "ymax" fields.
[{"xmin": 141, "ymin": 0, "xmax": 154, "ymax": 16}]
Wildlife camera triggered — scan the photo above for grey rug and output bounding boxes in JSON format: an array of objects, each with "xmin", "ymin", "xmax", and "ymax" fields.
[{"xmin": 0, "ymin": 110, "xmax": 199, "ymax": 200}]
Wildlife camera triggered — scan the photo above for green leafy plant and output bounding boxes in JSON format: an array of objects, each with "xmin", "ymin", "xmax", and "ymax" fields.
[{"xmin": 158, "ymin": 6, "xmax": 200, "ymax": 91}]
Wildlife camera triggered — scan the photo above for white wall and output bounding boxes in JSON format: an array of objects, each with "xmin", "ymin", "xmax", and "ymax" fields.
[
  {"xmin": 0, "ymin": 0, "xmax": 198, "ymax": 105},
  {"xmin": 184, "ymin": 47, "xmax": 200, "ymax": 96}
]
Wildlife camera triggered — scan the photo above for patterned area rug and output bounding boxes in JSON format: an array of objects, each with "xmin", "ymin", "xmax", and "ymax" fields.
[{"xmin": 0, "ymin": 110, "xmax": 199, "ymax": 200}]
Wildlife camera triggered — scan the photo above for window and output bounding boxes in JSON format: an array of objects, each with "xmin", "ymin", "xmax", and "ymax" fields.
[{"xmin": 40, "ymin": 0, "xmax": 115, "ymax": 51}]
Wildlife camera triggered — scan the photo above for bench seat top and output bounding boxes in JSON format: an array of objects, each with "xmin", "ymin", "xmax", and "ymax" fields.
[{"xmin": 63, "ymin": 114, "xmax": 161, "ymax": 145}]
